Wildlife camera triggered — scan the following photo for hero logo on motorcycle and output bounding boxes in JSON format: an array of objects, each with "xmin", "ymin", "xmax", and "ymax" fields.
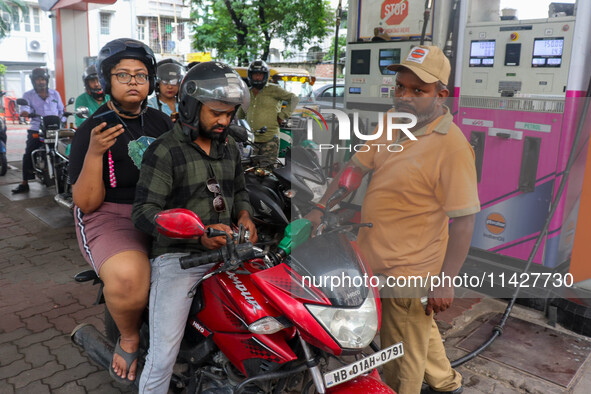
[
  {"xmin": 227, "ymin": 271, "xmax": 263, "ymax": 313},
  {"xmin": 190, "ymin": 319, "xmax": 211, "ymax": 337}
]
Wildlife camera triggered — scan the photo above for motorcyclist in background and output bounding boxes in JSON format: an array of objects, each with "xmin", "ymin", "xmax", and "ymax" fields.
[
  {"xmin": 12, "ymin": 68, "xmax": 64, "ymax": 194},
  {"xmin": 147, "ymin": 59, "xmax": 185, "ymax": 122},
  {"xmin": 236, "ymin": 59, "xmax": 298, "ymax": 162},
  {"xmin": 74, "ymin": 64, "xmax": 109, "ymax": 127}
]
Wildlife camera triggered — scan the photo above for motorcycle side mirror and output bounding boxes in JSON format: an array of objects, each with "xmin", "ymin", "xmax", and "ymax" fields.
[
  {"xmin": 338, "ymin": 166, "xmax": 364, "ymax": 192},
  {"xmin": 325, "ymin": 166, "xmax": 364, "ymax": 212},
  {"xmin": 227, "ymin": 124, "xmax": 248, "ymax": 143},
  {"xmin": 155, "ymin": 208, "xmax": 205, "ymax": 239},
  {"xmin": 67, "ymin": 97, "xmax": 75, "ymax": 105},
  {"xmin": 76, "ymin": 107, "xmax": 90, "ymax": 119},
  {"xmin": 16, "ymin": 98, "xmax": 29, "ymax": 106}
]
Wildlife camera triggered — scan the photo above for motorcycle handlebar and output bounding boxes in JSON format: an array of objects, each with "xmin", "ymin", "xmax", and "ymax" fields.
[
  {"xmin": 180, "ymin": 248, "xmax": 227, "ymax": 269},
  {"xmin": 179, "ymin": 242, "xmax": 263, "ymax": 270}
]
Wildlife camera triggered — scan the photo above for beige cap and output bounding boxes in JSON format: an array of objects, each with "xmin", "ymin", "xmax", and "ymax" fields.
[{"xmin": 387, "ymin": 45, "xmax": 451, "ymax": 85}]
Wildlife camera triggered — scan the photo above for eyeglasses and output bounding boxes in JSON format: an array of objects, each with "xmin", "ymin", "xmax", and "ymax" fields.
[
  {"xmin": 207, "ymin": 178, "xmax": 226, "ymax": 213},
  {"xmin": 111, "ymin": 72, "xmax": 149, "ymax": 84}
]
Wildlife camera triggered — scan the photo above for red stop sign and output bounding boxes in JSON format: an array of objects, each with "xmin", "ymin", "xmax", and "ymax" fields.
[{"xmin": 381, "ymin": 0, "xmax": 409, "ymax": 26}]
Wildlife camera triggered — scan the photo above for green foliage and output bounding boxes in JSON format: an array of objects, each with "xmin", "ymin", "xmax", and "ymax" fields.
[
  {"xmin": 323, "ymin": 34, "xmax": 346, "ymax": 62},
  {"xmin": 0, "ymin": 64, "xmax": 6, "ymax": 76},
  {"xmin": 0, "ymin": 0, "xmax": 28, "ymax": 39},
  {"xmin": 191, "ymin": 0, "xmax": 333, "ymax": 65}
]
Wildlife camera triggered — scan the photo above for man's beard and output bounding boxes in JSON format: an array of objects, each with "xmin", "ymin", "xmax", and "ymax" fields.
[
  {"xmin": 200, "ymin": 124, "xmax": 227, "ymax": 140},
  {"xmin": 394, "ymin": 98, "xmax": 438, "ymax": 125},
  {"xmin": 34, "ymin": 85, "xmax": 48, "ymax": 94},
  {"xmin": 90, "ymin": 88, "xmax": 105, "ymax": 101}
]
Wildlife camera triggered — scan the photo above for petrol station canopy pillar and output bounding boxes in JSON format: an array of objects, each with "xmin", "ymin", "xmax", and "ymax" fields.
[{"xmin": 39, "ymin": 0, "xmax": 117, "ymax": 104}]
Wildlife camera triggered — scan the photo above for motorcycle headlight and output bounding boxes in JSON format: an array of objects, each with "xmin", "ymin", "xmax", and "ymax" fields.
[
  {"xmin": 45, "ymin": 129, "xmax": 56, "ymax": 139},
  {"xmin": 306, "ymin": 296, "xmax": 378, "ymax": 349}
]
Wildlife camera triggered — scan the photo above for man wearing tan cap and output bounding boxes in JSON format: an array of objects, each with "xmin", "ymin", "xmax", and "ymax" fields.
[{"xmin": 307, "ymin": 46, "xmax": 480, "ymax": 393}]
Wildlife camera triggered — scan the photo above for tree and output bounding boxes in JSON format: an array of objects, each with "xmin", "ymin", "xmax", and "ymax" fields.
[
  {"xmin": 0, "ymin": 0, "xmax": 28, "ymax": 40},
  {"xmin": 191, "ymin": 0, "xmax": 333, "ymax": 66},
  {"xmin": 323, "ymin": 34, "xmax": 346, "ymax": 62}
]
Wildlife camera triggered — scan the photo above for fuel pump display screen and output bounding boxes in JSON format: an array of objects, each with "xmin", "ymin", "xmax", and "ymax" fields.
[
  {"xmin": 351, "ymin": 49, "xmax": 371, "ymax": 74},
  {"xmin": 379, "ymin": 49, "xmax": 401, "ymax": 75},
  {"xmin": 470, "ymin": 40, "xmax": 496, "ymax": 67},
  {"xmin": 532, "ymin": 38, "xmax": 564, "ymax": 67}
]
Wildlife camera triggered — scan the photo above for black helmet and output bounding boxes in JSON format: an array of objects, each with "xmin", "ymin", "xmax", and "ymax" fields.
[
  {"xmin": 30, "ymin": 67, "xmax": 49, "ymax": 85},
  {"xmin": 155, "ymin": 59, "xmax": 186, "ymax": 94},
  {"xmin": 247, "ymin": 60, "xmax": 269, "ymax": 90},
  {"xmin": 96, "ymin": 38, "xmax": 157, "ymax": 96},
  {"xmin": 179, "ymin": 61, "xmax": 249, "ymax": 139},
  {"xmin": 82, "ymin": 64, "xmax": 105, "ymax": 100},
  {"xmin": 82, "ymin": 64, "xmax": 98, "ymax": 83}
]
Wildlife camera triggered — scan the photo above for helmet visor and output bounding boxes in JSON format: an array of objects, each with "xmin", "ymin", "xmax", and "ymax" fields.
[
  {"xmin": 183, "ymin": 72, "xmax": 249, "ymax": 111},
  {"xmin": 157, "ymin": 63, "xmax": 185, "ymax": 85}
]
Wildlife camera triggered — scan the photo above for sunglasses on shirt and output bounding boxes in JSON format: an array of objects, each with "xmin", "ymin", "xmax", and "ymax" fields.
[{"xmin": 207, "ymin": 178, "xmax": 226, "ymax": 213}]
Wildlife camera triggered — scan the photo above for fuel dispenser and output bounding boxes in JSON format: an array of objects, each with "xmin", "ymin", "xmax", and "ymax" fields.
[
  {"xmin": 455, "ymin": 0, "xmax": 591, "ymax": 273},
  {"xmin": 343, "ymin": 0, "xmax": 457, "ymax": 140}
]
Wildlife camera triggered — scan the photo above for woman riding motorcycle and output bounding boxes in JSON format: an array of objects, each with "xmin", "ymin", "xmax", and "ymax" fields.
[
  {"xmin": 68, "ymin": 38, "xmax": 173, "ymax": 385},
  {"xmin": 147, "ymin": 58, "xmax": 185, "ymax": 122}
]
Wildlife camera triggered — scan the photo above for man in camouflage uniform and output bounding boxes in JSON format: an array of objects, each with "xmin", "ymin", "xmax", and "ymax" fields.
[{"xmin": 237, "ymin": 60, "xmax": 298, "ymax": 163}]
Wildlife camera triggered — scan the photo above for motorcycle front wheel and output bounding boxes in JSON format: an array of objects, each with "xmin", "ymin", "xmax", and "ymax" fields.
[{"xmin": 54, "ymin": 163, "xmax": 68, "ymax": 194}]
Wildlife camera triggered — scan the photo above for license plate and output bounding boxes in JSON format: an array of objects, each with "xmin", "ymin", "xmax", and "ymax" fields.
[{"xmin": 324, "ymin": 342, "xmax": 404, "ymax": 388}]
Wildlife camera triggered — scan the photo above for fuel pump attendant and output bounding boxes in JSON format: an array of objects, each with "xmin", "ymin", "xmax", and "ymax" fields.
[{"xmin": 307, "ymin": 46, "xmax": 480, "ymax": 394}]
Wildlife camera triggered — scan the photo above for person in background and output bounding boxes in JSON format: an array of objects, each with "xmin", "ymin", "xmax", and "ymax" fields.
[
  {"xmin": 147, "ymin": 59, "xmax": 185, "ymax": 122},
  {"xmin": 12, "ymin": 68, "xmax": 64, "ymax": 194},
  {"xmin": 132, "ymin": 61, "xmax": 257, "ymax": 393},
  {"xmin": 75, "ymin": 64, "xmax": 110, "ymax": 127},
  {"xmin": 236, "ymin": 59, "xmax": 298, "ymax": 162},
  {"xmin": 187, "ymin": 61, "xmax": 200, "ymax": 69},
  {"xmin": 68, "ymin": 38, "xmax": 173, "ymax": 386},
  {"xmin": 306, "ymin": 46, "xmax": 479, "ymax": 394}
]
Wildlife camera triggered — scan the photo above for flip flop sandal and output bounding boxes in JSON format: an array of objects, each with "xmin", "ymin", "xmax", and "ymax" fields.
[{"xmin": 109, "ymin": 337, "xmax": 139, "ymax": 386}]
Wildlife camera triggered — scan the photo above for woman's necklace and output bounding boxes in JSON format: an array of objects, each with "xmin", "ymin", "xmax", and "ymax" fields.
[{"xmin": 105, "ymin": 101, "xmax": 146, "ymax": 188}]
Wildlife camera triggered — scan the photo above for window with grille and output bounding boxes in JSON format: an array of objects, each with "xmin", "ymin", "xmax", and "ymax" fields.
[
  {"xmin": 11, "ymin": 6, "xmax": 20, "ymax": 31},
  {"xmin": 23, "ymin": 7, "xmax": 30, "ymax": 32},
  {"xmin": 100, "ymin": 13, "xmax": 110, "ymax": 35},
  {"xmin": 148, "ymin": 17, "xmax": 176, "ymax": 53},
  {"xmin": 177, "ymin": 22, "xmax": 184, "ymax": 41},
  {"xmin": 33, "ymin": 8, "xmax": 40, "ymax": 32},
  {"xmin": 137, "ymin": 17, "xmax": 146, "ymax": 41}
]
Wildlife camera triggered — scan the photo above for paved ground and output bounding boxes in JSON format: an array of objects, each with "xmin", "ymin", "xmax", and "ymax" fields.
[
  {"xmin": 2, "ymin": 121, "xmax": 591, "ymax": 393},
  {"xmin": 0, "ymin": 156, "xmax": 134, "ymax": 393}
]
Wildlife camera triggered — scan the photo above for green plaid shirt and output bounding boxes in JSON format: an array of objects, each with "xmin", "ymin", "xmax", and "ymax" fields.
[{"xmin": 132, "ymin": 122, "xmax": 254, "ymax": 259}]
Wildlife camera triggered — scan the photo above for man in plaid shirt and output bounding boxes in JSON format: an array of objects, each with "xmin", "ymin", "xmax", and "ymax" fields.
[{"xmin": 132, "ymin": 62, "xmax": 257, "ymax": 393}]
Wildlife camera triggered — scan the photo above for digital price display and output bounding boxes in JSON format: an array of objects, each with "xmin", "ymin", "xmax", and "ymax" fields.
[
  {"xmin": 532, "ymin": 38, "xmax": 564, "ymax": 67},
  {"xmin": 470, "ymin": 40, "xmax": 495, "ymax": 67}
]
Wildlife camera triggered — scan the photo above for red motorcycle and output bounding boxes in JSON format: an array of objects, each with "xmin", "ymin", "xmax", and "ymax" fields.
[{"xmin": 71, "ymin": 167, "xmax": 401, "ymax": 393}]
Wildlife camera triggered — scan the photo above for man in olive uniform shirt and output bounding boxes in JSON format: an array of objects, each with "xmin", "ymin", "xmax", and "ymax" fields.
[{"xmin": 237, "ymin": 60, "xmax": 298, "ymax": 161}]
